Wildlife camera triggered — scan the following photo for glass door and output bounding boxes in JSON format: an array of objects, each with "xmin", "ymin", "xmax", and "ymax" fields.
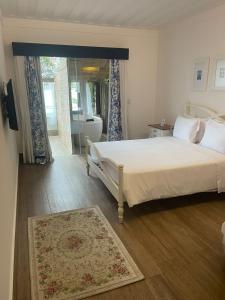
[{"xmin": 67, "ymin": 58, "xmax": 109, "ymax": 154}]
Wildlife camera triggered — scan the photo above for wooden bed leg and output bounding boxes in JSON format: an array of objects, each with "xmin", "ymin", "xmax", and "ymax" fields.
[{"xmin": 118, "ymin": 165, "xmax": 124, "ymax": 224}]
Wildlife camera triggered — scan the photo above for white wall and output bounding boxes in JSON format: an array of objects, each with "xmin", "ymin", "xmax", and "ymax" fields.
[
  {"xmin": 3, "ymin": 18, "xmax": 158, "ymax": 139},
  {"xmin": 0, "ymin": 12, "xmax": 18, "ymax": 300},
  {"xmin": 156, "ymin": 5, "xmax": 225, "ymax": 124}
]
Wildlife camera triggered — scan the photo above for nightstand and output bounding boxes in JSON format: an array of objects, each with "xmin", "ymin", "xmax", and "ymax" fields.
[{"xmin": 148, "ymin": 124, "xmax": 172, "ymax": 138}]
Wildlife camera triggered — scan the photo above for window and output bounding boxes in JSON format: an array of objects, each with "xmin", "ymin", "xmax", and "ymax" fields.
[
  {"xmin": 71, "ymin": 81, "xmax": 82, "ymax": 113},
  {"xmin": 42, "ymin": 81, "xmax": 58, "ymax": 131}
]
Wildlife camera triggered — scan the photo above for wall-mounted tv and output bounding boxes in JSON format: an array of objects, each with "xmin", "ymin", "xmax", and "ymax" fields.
[{"xmin": 4, "ymin": 79, "xmax": 18, "ymax": 131}]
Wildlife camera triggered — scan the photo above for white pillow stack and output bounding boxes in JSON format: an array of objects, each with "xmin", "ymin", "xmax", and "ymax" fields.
[
  {"xmin": 200, "ymin": 119, "xmax": 225, "ymax": 154},
  {"xmin": 173, "ymin": 116, "xmax": 200, "ymax": 143}
]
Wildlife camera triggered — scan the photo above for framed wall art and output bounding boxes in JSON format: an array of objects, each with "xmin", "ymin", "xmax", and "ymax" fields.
[
  {"xmin": 192, "ymin": 57, "xmax": 209, "ymax": 91},
  {"xmin": 211, "ymin": 56, "xmax": 225, "ymax": 90}
]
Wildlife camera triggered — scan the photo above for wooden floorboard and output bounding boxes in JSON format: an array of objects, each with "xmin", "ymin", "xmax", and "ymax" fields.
[{"xmin": 14, "ymin": 155, "xmax": 225, "ymax": 300}]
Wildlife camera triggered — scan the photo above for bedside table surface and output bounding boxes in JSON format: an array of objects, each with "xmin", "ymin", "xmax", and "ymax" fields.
[{"xmin": 148, "ymin": 124, "xmax": 171, "ymax": 130}]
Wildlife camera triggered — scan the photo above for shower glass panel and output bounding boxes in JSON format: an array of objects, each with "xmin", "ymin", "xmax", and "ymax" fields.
[
  {"xmin": 71, "ymin": 82, "xmax": 81, "ymax": 112},
  {"xmin": 67, "ymin": 58, "xmax": 109, "ymax": 154}
]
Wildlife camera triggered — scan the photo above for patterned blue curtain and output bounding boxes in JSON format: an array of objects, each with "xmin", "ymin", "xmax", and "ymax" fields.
[
  {"xmin": 25, "ymin": 57, "xmax": 52, "ymax": 164},
  {"xmin": 107, "ymin": 59, "xmax": 123, "ymax": 141}
]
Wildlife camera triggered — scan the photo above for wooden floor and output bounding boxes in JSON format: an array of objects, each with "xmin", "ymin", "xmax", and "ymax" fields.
[{"xmin": 14, "ymin": 155, "xmax": 225, "ymax": 300}]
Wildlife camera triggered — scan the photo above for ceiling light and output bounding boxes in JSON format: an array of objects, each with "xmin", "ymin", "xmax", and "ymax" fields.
[{"xmin": 81, "ymin": 66, "xmax": 99, "ymax": 73}]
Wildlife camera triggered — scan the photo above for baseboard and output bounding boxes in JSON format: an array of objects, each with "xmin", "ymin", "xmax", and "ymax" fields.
[{"xmin": 9, "ymin": 155, "xmax": 19, "ymax": 300}]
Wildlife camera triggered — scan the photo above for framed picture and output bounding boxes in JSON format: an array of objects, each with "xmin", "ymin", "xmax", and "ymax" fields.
[
  {"xmin": 212, "ymin": 56, "xmax": 225, "ymax": 90},
  {"xmin": 192, "ymin": 57, "xmax": 209, "ymax": 91}
]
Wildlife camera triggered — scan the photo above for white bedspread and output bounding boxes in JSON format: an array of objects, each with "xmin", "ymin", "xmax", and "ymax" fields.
[{"xmin": 91, "ymin": 137, "xmax": 225, "ymax": 207}]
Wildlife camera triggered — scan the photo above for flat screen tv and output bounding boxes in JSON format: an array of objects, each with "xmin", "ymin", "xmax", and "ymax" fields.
[{"xmin": 4, "ymin": 79, "xmax": 18, "ymax": 130}]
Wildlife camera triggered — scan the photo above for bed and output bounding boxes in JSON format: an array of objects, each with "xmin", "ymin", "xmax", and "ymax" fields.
[{"xmin": 85, "ymin": 104, "xmax": 225, "ymax": 223}]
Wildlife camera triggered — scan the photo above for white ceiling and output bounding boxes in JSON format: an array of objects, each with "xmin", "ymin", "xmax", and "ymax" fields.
[{"xmin": 0, "ymin": 0, "xmax": 225, "ymax": 28}]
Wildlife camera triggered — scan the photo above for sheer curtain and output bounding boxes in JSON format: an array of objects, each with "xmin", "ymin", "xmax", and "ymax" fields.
[
  {"xmin": 14, "ymin": 56, "xmax": 52, "ymax": 164},
  {"xmin": 107, "ymin": 59, "xmax": 128, "ymax": 141},
  {"xmin": 14, "ymin": 56, "xmax": 34, "ymax": 163}
]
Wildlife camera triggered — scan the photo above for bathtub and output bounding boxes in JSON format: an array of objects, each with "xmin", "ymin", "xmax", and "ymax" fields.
[{"xmin": 71, "ymin": 115, "xmax": 103, "ymax": 146}]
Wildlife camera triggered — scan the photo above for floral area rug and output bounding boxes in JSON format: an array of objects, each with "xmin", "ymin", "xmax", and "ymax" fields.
[{"xmin": 28, "ymin": 206, "xmax": 144, "ymax": 299}]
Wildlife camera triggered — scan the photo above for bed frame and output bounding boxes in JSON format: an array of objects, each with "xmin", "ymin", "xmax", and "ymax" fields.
[{"xmin": 85, "ymin": 103, "xmax": 224, "ymax": 223}]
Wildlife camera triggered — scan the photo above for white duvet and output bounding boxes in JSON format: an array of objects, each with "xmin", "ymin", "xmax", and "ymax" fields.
[{"xmin": 91, "ymin": 137, "xmax": 225, "ymax": 207}]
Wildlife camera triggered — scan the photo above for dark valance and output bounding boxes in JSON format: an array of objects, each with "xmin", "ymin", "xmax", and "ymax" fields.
[{"xmin": 12, "ymin": 42, "xmax": 129, "ymax": 60}]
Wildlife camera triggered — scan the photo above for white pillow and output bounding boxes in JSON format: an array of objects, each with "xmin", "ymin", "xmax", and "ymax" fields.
[
  {"xmin": 173, "ymin": 116, "xmax": 200, "ymax": 143},
  {"xmin": 200, "ymin": 119, "xmax": 225, "ymax": 154}
]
